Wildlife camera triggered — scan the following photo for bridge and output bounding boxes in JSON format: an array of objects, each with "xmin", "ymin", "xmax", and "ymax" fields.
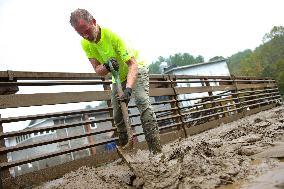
[{"xmin": 0, "ymin": 71, "xmax": 282, "ymax": 188}]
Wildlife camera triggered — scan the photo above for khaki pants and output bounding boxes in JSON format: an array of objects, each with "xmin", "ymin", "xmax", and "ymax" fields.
[{"xmin": 111, "ymin": 67, "xmax": 162, "ymax": 154}]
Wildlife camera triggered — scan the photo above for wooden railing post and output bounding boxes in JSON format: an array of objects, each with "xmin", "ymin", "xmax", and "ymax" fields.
[
  {"xmin": 168, "ymin": 75, "xmax": 187, "ymax": 138},
  {"xmin": 204, "ymin": 78, "xmax": 219, "ymax": 120},
  {"xmin": 243, "ymin": 78, "xmax": 253, "ymax": 110},
  {"xmin": 274, "ymin": 79, "xmax": 283, "ymax": 104},
  {"xmin": 0, "ymin": 73, "xmax": 19, "ymax": 189},
  {"xmin": 101, "ymin": 77, "xmax": 115, "ymax": 133},
  {"xmin": 0, "ymin": 70, "xmax": 19, "ymax": 95},
  {"xmin": 200, "ymin": 78, "xmax": 209, "ymax": 119},
  {"xmin": 83, "ymin": 114, "xmax": 96, "ymax": 156},
  {"xmin": 0, "ymin": 115, "xmax": 6, "ymax": 189},
  {"xmin": 231, "ymin": 75, "xmax": 242, "ymax": 114},
  {"xmin": 249, "ymin": 78, "xmax": 258, "ymax": 109},
  {"xmin": 265, "ymin": 78, "xmax": 273, "ymax": 106}
]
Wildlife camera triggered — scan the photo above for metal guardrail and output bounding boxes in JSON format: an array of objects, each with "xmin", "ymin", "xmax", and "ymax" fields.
[{"xmin": 0, "ymin": 71, "xmax": 282, "ymax": 188}]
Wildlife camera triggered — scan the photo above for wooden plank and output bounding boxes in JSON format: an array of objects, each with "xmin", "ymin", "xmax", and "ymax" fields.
[
  {"xmin": 175, "ymin": 85, "xmax": 236, "ymax": 94},
  {"xmin": 0, "ymin": 114, "xmax": 9, "ymax": 188},
  {"xmin": 0, "ymin": 71, "xmax": 273, "ymax": 82},
  {"xmin": 149, "ymin": 88, "xmax": 175, "ymax": 96},
  {"xmin": 149, "ymin": 74, "xmax": 167, "ymax": 79},
  {"xmin": 151, "ymin": 79, "xmax": 233, "ymax": 84},
  {"xmin": 236, "ymin": 83, "xmax": 276, "ymax": 90},
  {"xmin": 0, "ymin": 117, "xmax": 114, "ymax": 139},
  {"xmin": 0, "ymin": 91, "xmax": 111, "ymax": 109},
  {"xmin": 235, "ymin": 76, "xmax": 273, "ymax": 80},
  {"xmin": 0, "ymin": 127, "xmax": 117, "ymax": 154},
  {"xmin": 173, "ymin": 75, "xmax": 231, "ymax": 80},
  {"xmin": 157, "ymin": 114, "xmax": 181, "ymax": 122},
  {"xmin": 234, "ymin": 79, "xmax": 275, "ymax": 82},
  {"xmin": 0, "ymin": 81, "xmax": 111, "ymax": 86},
  {"xmin": 0, "ymin": 137, "xmax": 118, "ymax": 169},
  {"xmin": 235, "ymin": 88, "xmax": 278, "ymax": 95},
  {"xmin": 0, "ymin": 71, "xmax": 101, "ymax": 80},
  {"xmin": 0, "ymin": 107, "xmax": 112, "ymax": 123}
]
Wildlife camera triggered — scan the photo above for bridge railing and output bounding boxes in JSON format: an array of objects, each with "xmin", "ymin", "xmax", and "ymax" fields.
[{"xmin": 0, "ymin": 71, "xmax": 281, "ymax": 188}]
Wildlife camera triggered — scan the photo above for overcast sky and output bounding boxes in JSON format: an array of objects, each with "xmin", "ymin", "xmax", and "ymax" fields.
[
  {"xmin": 1, "ymin": 0, "xmax": 284, "ymax": 132},
  {"xmin": 1, "ymin": 0, "xmax": 284, "ymax": 72}
]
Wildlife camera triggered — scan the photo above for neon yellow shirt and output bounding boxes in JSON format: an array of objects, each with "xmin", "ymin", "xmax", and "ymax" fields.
[{"xmin": 81, "ymin": 27, "xmax": 146, "ymax": 83}]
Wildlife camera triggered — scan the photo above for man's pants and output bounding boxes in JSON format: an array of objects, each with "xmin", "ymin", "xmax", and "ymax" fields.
[{"xmin": 111, "ymin": 67, "xmax": 162, "ymax": 154}]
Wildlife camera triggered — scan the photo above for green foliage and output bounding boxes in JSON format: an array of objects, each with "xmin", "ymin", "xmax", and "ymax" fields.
[
  {"xmin": 263, "ymin": 26, "xmax": 284, "ymax": 43},
  {"xmin": 228, "ymin": 26, "xmax": 284, "ymax": 94},
  {"xmin": 209, "ymin": 56, "xmax": 225, "ymax": 62},
  {"xmin": 195, "ymin": 55, "xmax": 205, "ymax": 63},
  {"xmin": 149, "ymin": 53, "xmax": 205, "ymax": 74},
  {"xmin": 275, "ymin": 59, "xmax": 284, "ymax": 93},
  {"xmin": 227, "ymin": 49, "xmax": 252, "ymax": 75},
  {"xmin": 149, "ymin": 56, "xmax": 167, "ymax": 74}
]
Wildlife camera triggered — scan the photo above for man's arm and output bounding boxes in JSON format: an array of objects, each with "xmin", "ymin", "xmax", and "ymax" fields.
[
  {"xmin": 125, "ymin": 57, "xmax": 138, "ymax": 89},
  {"xmin": 89, "ymin": 58, "xmax": 109, "ymax": 76}
]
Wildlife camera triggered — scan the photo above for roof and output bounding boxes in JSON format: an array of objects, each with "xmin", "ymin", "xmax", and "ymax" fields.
[{"xmin": 164, "ymin": 59, "xmax": 227, "ymax": 74}]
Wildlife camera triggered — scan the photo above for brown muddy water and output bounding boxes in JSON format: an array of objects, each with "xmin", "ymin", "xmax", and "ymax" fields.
[{"xmin": 35, "ymin": 106, "xmax": 284, "ymax": 189}]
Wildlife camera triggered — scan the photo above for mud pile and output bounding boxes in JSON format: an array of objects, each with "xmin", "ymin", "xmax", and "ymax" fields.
[{"xmin": 36, "ymin": 106, "xmax": 284, "ymax": 189}]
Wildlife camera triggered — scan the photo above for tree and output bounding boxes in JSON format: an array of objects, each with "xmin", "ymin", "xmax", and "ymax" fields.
[
  {"xmin": 195, "ymin": 55, "xmax": 204, "ymax": 63},
  {"xmin": 148, "ymin": 53, "xmax": 205, "ymax": 74},
  {"xmin": 149, "ymin": 61, "xmax": 161, "ymax": 74},
  {"xmin": 231, "ymin": 26, "xmax": 284, "ymax": 95},
  {"xmin": 263, "ymin": 26, "xmax": 284, "ymax": 43},
  {"xmin": 209, "ymin": 56, "xmax": 225, "ymax": 62},
  {"xmin": 227, "ymin": 49, "xmax": 252, "ymax": 76},
  {"xmin": 275, "ymin": 59, "xmax": 284, "ymax": 95}
]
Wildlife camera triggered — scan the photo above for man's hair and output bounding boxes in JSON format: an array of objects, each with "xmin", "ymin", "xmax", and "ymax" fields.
[{"xmin": 70, "ymin": 8, "xmax": 94, "ymax": 28}]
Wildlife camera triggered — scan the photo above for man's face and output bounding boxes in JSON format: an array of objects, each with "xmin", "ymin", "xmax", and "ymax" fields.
[{"xmin": 75, "ymin": 19, "xmax": 97, "ymax": 41}]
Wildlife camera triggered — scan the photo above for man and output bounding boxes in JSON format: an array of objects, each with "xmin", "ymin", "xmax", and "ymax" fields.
[{"xmin": 70, "ymin": 8, "xmax": 162, "ymax": 154}]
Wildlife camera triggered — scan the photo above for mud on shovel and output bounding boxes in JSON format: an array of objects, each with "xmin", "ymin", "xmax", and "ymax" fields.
[{"xmin": 107, "ymin": 59, "xmax": 136, "ymax": 170}]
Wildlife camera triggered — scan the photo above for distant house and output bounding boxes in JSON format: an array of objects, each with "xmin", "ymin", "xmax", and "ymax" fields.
[
  {"xmin": 6, "ymin": 109, "xmax": 114, "ymax": 176},
  {"xmin": 6, "ymin": 103, "xmax": 161, "ymax": 176},
  {"xmin": 164, "ymin": 59, "xmax": 230, "ymax": 76},
  {"xmin": 163, "ymin": 59, "xmax": 231, "ymax": 109}
]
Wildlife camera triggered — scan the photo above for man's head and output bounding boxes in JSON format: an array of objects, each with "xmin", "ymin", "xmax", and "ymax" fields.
[{"xmin": 70, "ymin": 8, "xmax": 99, "ymax": 42}]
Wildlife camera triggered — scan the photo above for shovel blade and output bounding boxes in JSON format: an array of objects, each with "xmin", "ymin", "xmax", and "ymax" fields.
[{"xmin": 116, "ymin": 145, "xmax": 138, "ymax": 172}]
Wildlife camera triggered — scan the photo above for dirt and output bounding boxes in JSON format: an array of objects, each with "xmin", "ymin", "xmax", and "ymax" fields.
[{"xmin": 35, "ymin": 106, "xmax": 284, "ymax": 189}]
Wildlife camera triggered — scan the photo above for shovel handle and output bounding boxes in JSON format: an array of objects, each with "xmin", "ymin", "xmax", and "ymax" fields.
[{"xmin": 108, "ymin": 60, "xmax": 134, "ymax": 147}]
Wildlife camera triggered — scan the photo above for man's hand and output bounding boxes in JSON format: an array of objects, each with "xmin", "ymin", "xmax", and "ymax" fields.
[
  {"xmin": 104, "ymin": 58, "xmax": 119, "ymax": 72},
  {"xmin": 119, "ymin": 87, "xmax": 132, "ymax": 104}
]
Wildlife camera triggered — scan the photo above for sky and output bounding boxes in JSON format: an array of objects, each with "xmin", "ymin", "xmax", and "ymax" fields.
[
  {"xmin": 1, "ymin": 0, "xmax": 284, "ymax": 72},
  {"xmin": 1, "ymin": 0, "xmax": 284, "ymax": 132}
]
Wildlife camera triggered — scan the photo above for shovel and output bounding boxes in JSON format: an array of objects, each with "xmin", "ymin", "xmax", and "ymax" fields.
[{"xmin": 107, "ymin": 59, "xmax": 136, "ymax": 170}]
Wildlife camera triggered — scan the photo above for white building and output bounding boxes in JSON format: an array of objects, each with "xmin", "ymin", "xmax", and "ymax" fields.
[
  {"xmin": 6, "ymin": 109, "xmax": 114, "ymax": 176},
  {"xmin": 163, "ymin": 59, "xmax": 230, "ymax": 76},
  {"xmin": 163, "ymin": 59, "xmax": 231, "ymax": 107}
]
